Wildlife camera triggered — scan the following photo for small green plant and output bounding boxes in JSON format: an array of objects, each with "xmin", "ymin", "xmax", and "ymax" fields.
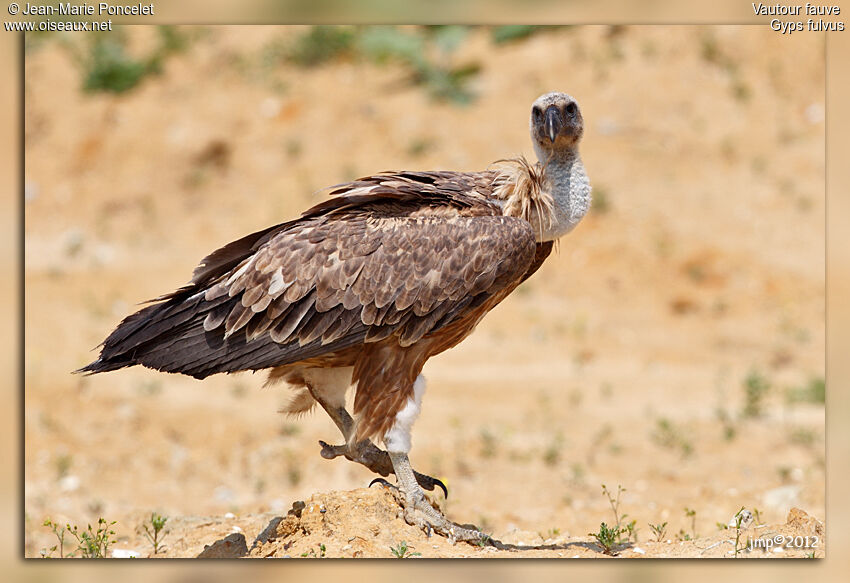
[
  {"xmin": 389, "ymin": 540, "xmax": 421, "ymax": 558},
  {"xmin": 40, "ymin": 518, "xmax": 67, "ymax": 558},
  {"xmin": 283, "ymin": 26, "xmax": 482, "ymax": 104},
  {"xmin": 786, "ymin": 377, "xmax": 825, "ymax": 405},
  {"xmin": 70, "ymin": 518, "xmax": 117, "ymax": 558},
  {"xmin": 623, "ymin": 519, "xmax": 637, "ymax": 543},
  {"xmin": 742, "ymin": 370, "xmax": 771, "ymax": 418},
  {"xmin": 286, "ymin": 26, "xmax": 356, "ymax": 66},
  {"xmin": 82, "ymin": 36, "xmax": 152, "ymax": 93},
  {"xmin": 42, "ymin": 517, "xmax": 117, "ymax": 558},
  {"xmin": 602, "ymin": 484, "xmax": 624, "ymax": 525},
  {"xmin": 142, "ymin": 512, "xmax": 168, "ymax": 555},
  {"xmin": 66, "ymin": 27, "xmax": 188, "ymax": 94},
  {"xmin": 490, "ymin": 25, "xmax": 547, "ymax": 44},
  {"xmin": 301, "ymin": 542, "xmax": 327, "ymax": 558},
  {"xmin": 649, "ymin": 521, "xmax": 668, "ymax": 542},
  {"xmin": 675, "ymin": 508, "xmax": 697, "ymax": 541},
  {"xmin": 589, "ymin": 522, "xmax": 625, "ymax": 555},
  {"xmin": 600, "ymin": 484, "xmax": 637, "ymax": 544},
  {"xmin": 732, "ymin": 507, "xmax": 750, "ymax": 558}
]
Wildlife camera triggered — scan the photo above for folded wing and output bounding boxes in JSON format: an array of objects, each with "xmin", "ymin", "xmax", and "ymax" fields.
[{"xmin": 80, "ymin": 191, "xmax": 537, "ymax": 380}]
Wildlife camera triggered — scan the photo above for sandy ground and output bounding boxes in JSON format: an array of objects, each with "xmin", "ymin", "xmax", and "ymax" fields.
[{"xmin": 23, "ymin": 26, "xmax": 824, "ymax": 558}]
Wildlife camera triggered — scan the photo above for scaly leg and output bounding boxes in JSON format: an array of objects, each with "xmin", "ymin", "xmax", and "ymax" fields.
[
  {"xmin": 376, "ymin": 374, "xmax": 486, "ymax": 544},
  {"xmin": 388, "ymin": 451, "xmax": 486, "ymax": 544}
]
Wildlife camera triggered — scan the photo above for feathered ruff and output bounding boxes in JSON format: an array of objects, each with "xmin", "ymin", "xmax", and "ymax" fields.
[{"xmin": 489, "ymin": 156, "xmax": 554, "ymax": 242}]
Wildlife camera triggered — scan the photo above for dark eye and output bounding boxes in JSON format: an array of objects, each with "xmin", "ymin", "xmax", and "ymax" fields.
[
  {"xmin": 532, "ymin": 107, "xmax": 543, "ymax": 120},
  {"xmin": 565, "ymin": 102, "xmax": 578, "ymax": 116}
]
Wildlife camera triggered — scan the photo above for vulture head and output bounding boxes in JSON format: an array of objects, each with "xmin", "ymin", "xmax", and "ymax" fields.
[{"xmin": 530, "ymin": 92, "xmax": 584, "ymax": 160}]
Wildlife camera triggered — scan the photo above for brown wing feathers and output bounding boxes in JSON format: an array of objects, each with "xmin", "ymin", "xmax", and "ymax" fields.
[{"xmin": 80, "ymin": 171, "xmax": 541, "ymax": 437}]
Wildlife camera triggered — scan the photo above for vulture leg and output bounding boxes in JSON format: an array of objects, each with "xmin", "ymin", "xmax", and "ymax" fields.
[
  {"xmin": 387, "ymin": 451, "xmax": 486, "ymax": 544},
  {"xmin": 376, "ymin": 374, "xmax": 484, "ymax": 544},
  {"xmin": 304, "ymin": 369, "xmax": 449, "ymax": 497}
]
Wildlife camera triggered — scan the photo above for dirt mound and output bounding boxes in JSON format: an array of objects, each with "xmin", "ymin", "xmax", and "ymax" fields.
[{"xmin": 250, "ymin": 487, "xmax": 423, "ymax": 558}]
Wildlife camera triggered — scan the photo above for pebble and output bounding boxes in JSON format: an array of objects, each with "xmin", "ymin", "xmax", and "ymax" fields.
[
  {"xmin": 632, "ymin": 547, "xmax": 646, "ymax": 554},
  {"xmin": 196, "ymin": 533, "xmax": 248, "ymax": 559},
  {"xmin": 58, "ymin": 475, "xmax": 80, "ymax": 493},
  {"xmin": 111, "ymin": 549, "xmax": 141, "ymax": 558},
  {"xmin": 728, "ymin": 509, "xmax": 754, "ymax": 529},
  {"xmin": 224, "ymin": 512, "xmax": 236, "ymax": 519}
]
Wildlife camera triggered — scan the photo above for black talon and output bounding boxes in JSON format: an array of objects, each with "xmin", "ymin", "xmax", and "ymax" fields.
[
  {"xmin": 434, "ymin": 478, "xmax": 449, "ymax": 500},
  {"xmin": 413, "ymin": 471, "xmax": 448, "ymax": 499},
  {"xmin": 431, "ymin": 478, "xmax": 449, "ymax": 499},
  {"xmin": 369, "ymin": 477, "xmax": 394, "ymax": 489}
]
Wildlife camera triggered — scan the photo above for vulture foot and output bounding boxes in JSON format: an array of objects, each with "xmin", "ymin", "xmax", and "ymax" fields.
[{"xmin": 384, "ymin": 451, "xmax": 488, "ymax": 545}]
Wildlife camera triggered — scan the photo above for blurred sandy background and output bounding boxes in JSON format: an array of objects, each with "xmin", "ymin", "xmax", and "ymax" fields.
[{"xmin": 1, "ymin": 3, "xmax": 840, "ymax": 580}]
